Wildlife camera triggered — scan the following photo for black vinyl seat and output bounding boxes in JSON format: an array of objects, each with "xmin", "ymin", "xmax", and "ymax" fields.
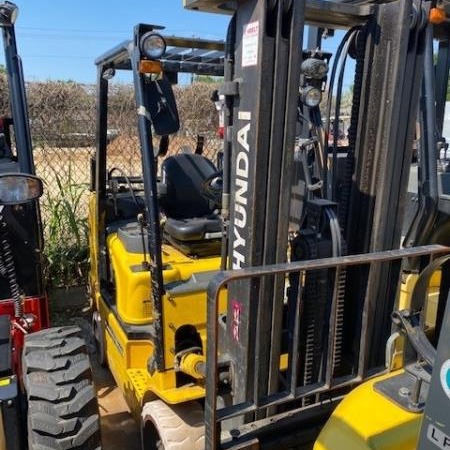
[
  {"xmin": 160, "ymin": 153, "xmax": 222, "ymax": 256},
  {"xmin": 164, "ymin": 216, "xmax": 221, "ymax": 241}
]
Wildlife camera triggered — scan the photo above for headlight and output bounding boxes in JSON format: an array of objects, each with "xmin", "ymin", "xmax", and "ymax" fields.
[
  {"xmin": 140, "ymin": 32, "xmax": 166, "ymax": 59},
  {"xmin": 300, "ymin": 86, "xmax": 322, "ymax": 108},
  {"xmin": 0, "ymin": 2, "xmax": 18, "ymax": 26},
  {"xmin": 0, "ymin": 174, "xmax": 43, "ymax": 205}
]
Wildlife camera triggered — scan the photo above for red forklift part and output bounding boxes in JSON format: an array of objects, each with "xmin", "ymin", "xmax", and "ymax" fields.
[{"xmin": 0, "ymin": 295, "xmax": 49, "ymax": 377}]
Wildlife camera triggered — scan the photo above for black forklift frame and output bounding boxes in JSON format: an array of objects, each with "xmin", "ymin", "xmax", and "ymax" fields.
[
  {"xmin": 94, "ymin": 26, "xmax": 225, "ymax": 371},
  {"xmin": 0, "ymin": 2, "xmax": 44, "ymax": 301}
]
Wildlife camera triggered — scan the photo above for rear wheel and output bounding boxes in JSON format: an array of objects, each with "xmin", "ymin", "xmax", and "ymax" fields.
[
  {"xmin": 92, "ymin": 311, "xmax": 107, "ymax": 367},
  {"xmin": 141, "ymin": 399, "xmax": 204, "ymax": 449},
  {"xmin": 23, "ymin": 326, "xmax": 102, "ymax": 450}
]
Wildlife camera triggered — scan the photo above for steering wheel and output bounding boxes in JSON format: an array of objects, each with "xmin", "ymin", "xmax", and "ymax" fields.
[{"xmin": 108, "ymin": 167, "xmax": 142, "ymax": 207}]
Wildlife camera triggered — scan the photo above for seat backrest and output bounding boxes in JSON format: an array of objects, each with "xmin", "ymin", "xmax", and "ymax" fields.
[{"xmin": 161, "ymin": 153, "xmax": 217, "ymax": 219}]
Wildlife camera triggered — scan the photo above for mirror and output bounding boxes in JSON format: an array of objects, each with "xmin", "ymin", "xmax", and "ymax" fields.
[
  {"xmin": 146, "ymin": 76, "xmax": 180, "ymax": 136},
  {"xmin": 0, "ymin": 173, "xmax": 43, "ymax": 205}
]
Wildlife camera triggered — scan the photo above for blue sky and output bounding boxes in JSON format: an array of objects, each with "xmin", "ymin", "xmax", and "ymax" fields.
[
  {"xmin": 3, "ymin": 0, "xmax": 230, "ymax": 83},
  {"xmin": 2, "ymin": 1, "xmax": 354, "ymax": 91}
]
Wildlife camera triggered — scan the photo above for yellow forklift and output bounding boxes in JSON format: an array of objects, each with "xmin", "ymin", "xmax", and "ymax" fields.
[
  {"xmin": 90, "ymin": 0, "xmax": 450, "ymax": 449},
  {"xmin": 89, "ymin": 25, "xmax": 227, "ymax": 446}
]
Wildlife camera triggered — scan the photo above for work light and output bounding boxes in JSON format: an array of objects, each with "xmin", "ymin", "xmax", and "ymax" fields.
[
  {"xmin": 300, "ymin": 86, "xmax": 322, "ymax": 108},
  {"xmin": 140, "ymin": 32, "xmax": 166, "ymax": 59},
  {"xmin": 0, "ymin": 2, "xmax": 18, "ymax": 26}
]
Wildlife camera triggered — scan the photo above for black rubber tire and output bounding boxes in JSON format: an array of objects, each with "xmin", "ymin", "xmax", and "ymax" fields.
[
  {"xmin": 92, "ymin": 312, "xmax": 107, "ymax": 368},
  {"xmin": 22, "ymin": 326, "xmax": 102, "ymax": 450}
]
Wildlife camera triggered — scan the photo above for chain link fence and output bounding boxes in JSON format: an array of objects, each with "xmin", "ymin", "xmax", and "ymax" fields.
[
  {"xmin": 0, "ymin": 75, "xmax": 222, "ymax": 287},
  {"xmin": 28, "ymin": 80, "xmax": 222, "ymax": 214}
]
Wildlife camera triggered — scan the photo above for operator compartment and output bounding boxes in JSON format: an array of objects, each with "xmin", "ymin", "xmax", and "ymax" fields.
[
  {"xmin": 159, "ymin": 152, "xmax": 223, "ymax": 257},
  {"xmin": 104, "ymin": 149, "xmax": 224, "ymax": 325},
  {"xmin": 103, "ymin": 171, "xmax": 146, "ymax": 226}
]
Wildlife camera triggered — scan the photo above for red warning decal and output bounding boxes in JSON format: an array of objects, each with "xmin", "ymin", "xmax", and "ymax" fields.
[{"xmin": 231, "ymin": 300, "xmax": 242, "ymax": 342}]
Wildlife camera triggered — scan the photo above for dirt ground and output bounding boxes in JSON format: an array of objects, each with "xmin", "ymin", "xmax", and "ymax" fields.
[{"xmin": 93, "ymin": 359, "xmax": 141, "ymax": 449}]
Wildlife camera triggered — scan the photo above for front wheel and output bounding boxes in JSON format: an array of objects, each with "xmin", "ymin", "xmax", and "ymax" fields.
[
  {"xmin": 22, "ymin": 326, "xmax": 102, "ymax": 450},
  {"xmin": 141, "ymin": 399, "xmax": 204, "ymax": 449}
]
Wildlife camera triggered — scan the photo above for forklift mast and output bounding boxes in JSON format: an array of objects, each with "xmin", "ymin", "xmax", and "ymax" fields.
[
  {"xmin": 223, "ymin": 0, "xmax": 305, "ymax": 406},
  {"xmin": 217, "ymin": 0, "xmax": 426, "ymax": 401}
]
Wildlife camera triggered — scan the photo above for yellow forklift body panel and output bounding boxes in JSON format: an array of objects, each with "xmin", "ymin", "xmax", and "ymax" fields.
[
  {"xmin": 314, "ymin": 371, "xmax": 421, "ymax": 450},
  {"xmin": 89, "ymin": 200, "xmax": 227, "ymax": 415},
  {"xmin": 390, "ymin": 273, "xmax": 442, "ymax": 370},
  {"xmin": 96, "ymin": 284, "xmax": 224, "ymax": 417},
  {"xmin": 107, "ymin": 231, "xmax": 223, "ymax": 325}
]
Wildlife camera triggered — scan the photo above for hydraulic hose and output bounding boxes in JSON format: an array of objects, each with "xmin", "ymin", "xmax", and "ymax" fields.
[
  {"xmin": 330, "ymin": 32, "xmax": 357, "ymax": 202},
  {"xmin": 323, "ymin": 27, "xmax": 360, "ymax": 201}
]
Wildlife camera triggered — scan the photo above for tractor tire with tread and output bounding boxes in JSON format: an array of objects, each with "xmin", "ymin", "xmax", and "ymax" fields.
[
  {"xmin": 141, "ymin": 399, "xmax": 204, "ymax": 450},
  {"xmin": 22, "ymin": 326, "xmax": 102, "ymax": 450}
]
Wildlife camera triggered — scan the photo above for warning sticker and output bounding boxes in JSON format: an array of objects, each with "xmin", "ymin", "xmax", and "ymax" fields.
[
  {"xmin": 242, "ymin": 21, "xmax": 259, "ymax": 67},
  {"xmin": 231, "ymin": 299, "xmax": 242, "ymax": 342}
]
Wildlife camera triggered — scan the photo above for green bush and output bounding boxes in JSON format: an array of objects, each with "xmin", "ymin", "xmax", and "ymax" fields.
[{"xmin": 42, "ymin": 165, "xmax": 88, "ymax": 288}]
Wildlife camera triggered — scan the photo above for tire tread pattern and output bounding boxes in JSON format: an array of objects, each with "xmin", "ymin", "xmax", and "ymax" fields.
[
  {"xmin": 23, "ymin": 326, "xmax": 102, "ymax": 450},
  {"xmin": 142, "ymin": 399, "xmax": 204, "ymax": 450}
]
